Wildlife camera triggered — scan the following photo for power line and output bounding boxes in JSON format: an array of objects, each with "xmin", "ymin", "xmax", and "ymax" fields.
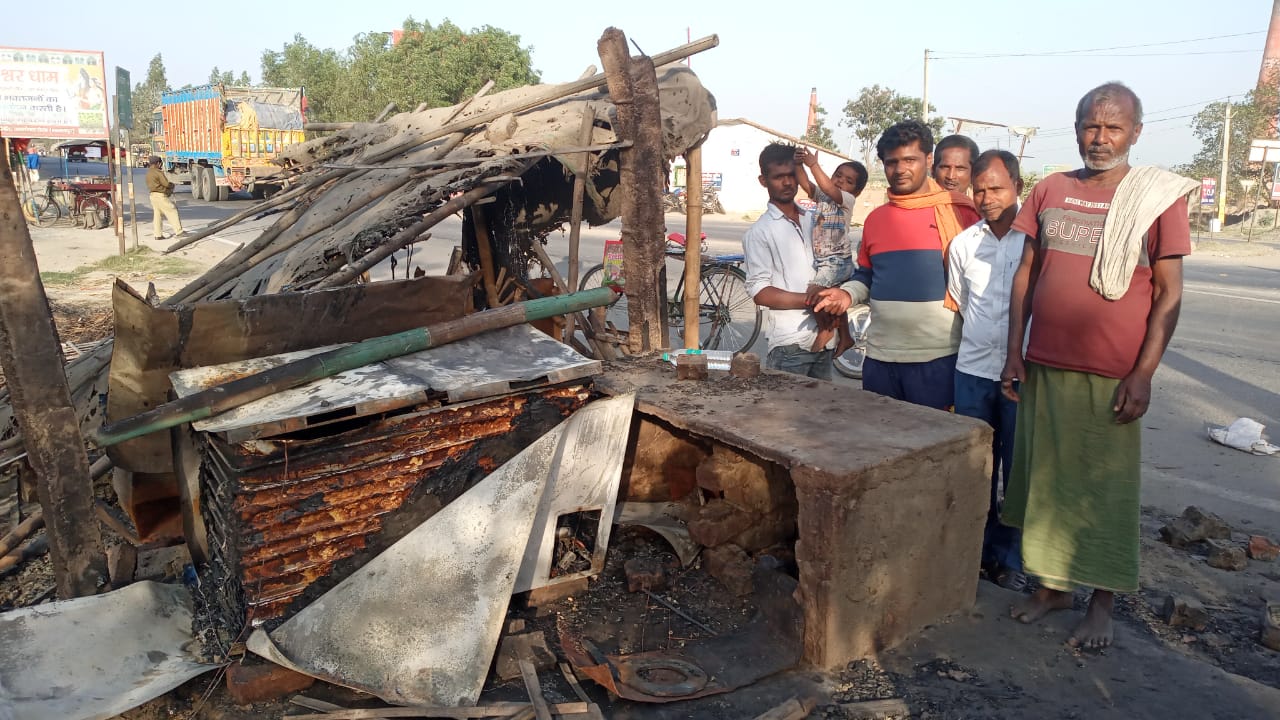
[
  {"xmin": 935, "ymin": 49, "xmax": 1256, "ymax": 60},
  {"xmin": 1031, "ymin": 94, "xmax": 1245, "ymax": 137},
  {"xmin": 931, "ymin": 30, "xmax": 1263, "ymax": 59},
  {"xmin": 1032, "ymin": 111, "xmax": 1201, "ymax": 140}
]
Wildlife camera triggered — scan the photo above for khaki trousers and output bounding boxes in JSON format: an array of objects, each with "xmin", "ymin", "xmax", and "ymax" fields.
[{"xmin": 150, "ymin": 192, "xmax": 183, "ymax": 236}]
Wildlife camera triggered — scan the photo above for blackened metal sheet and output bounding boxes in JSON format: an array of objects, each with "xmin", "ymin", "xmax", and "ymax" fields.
[
  {"xmin": 196, "ymin": 385, "xmax": 589, "ymax": 639},
  {"xmin": 170, "ymin": 325, "xmax": 601, "ymax": 439}
]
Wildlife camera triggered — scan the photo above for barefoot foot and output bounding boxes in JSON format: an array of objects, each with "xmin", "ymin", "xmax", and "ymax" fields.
[
  {"xmin": 1068, "ymin": 591, "xmax": 1115, "ymax": 651},
  {"xmin": 834, "ymin": 335, "xmax": 855, "ymax": 357},
  {"xmin": 1010, "ymin": 587, "xmax": 1073, "ymax": 624}
]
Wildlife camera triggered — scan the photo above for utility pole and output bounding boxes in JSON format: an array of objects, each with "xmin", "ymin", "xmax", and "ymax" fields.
[
  {"xmin": 1218, "ymin": 100, "xmax": 1233, "ymax": 227},
  {"xmin": 922, "ymin": 49, "xmax": 930, "ymax": 121}
]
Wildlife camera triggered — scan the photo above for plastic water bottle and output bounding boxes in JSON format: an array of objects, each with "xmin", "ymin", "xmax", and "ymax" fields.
[{"xmin": 661, "ymin": 349, "xmax": 732, "ymax": 371}]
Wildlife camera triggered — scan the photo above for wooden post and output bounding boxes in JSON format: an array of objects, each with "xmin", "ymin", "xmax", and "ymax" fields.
[
  {"xmin": 683, "ymin": 145, "xmax": 703, "ymax": 349},
  {"xmin": 0, "ymin": 150, "xmax": 109, "ymax": 597},
  {"xmin": 472, "ymin": 208, "xmax": 502, "ymax": 307},
  {"xmin": 598, "ymin": 28, "xmax": 670, "ymax": 354},
  {"xmin": 564, "ymin": 106, "xmax": 596, "ymax": 347},
  {"xmin": 124, "ymin": 130, "xmax": 140, "ymax": 251}
]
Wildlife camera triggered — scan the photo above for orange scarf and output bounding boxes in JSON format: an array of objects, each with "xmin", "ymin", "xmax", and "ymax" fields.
[{"xmin": 887, "ymin": 178, "xmax": 977, "ymax": 311}]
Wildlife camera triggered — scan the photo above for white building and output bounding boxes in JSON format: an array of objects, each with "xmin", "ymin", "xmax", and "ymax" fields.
[{"xmin": 671, "ymin": 117, "xmax": 859, "ymax": 218}]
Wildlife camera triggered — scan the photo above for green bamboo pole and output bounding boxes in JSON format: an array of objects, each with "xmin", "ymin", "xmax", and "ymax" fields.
[{"xmin": 90, "ymin": 286, "xmax": 619, "ymax": 448}]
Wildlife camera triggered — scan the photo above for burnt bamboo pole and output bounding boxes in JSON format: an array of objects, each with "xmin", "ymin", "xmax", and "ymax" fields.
[
  {"xmin": 90, "ymin": 286, "xmax": 619, "ymax": 448},
  {"xmin": 0, "ymin": 150, "xmax": 108, "ymax": 596},
  {"xmin": 683, "ymin": 144, "xmax": 704, "ymax": 349},
  {"xmin": 162, "ymin": 176, "xmax": 322, "ymax": 254},
  {"xmin": 0, "ymin": 508, "xmax": 43, "ymax": 558},
  {"xmin": 315, "ymin": 178, "xmax": 514, "ymax": 289},
  {"xmin": 472, "ymin": 209, "xmax": 502, "ymax": 307},
  {"xmin": 564, "ymin": 106, "xmax": 596, "ymax": 350}
]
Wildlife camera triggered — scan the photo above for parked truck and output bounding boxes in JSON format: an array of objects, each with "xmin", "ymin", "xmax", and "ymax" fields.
[{"xmin": 160, "ymin": 84, "xmax": 305, "ymax": 201}]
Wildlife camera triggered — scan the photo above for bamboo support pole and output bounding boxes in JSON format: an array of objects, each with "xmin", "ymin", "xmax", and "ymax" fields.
[
  {"xmin": 0, "ymin": 535, "xmax": 47, "ymax": 574},
  {"xmin": 564, "ymin": 106, "xmax": 596, "ymax": 350},
  {"xmin": 472, "ymin": 210, "xmax": 502, "ymax": 307},
  {"xmin": 323, "ymin": 141, "xmax": 629, "ymax": 170},
  {"xmin": 526, "ymin": 240, "xmax": 610, "ymax": 361},
  {"xmin": 90, "ymin": 286, "xmax": 618, "ymax": 448},
  {"xmin": 683, "ymin": 145, "xmax": 704, "ymax": 349},
  {"xmin": 163, "ymin": 174, "xmax": 328, "ymax": 254},
  {"xmin": 0, "ymin": 509, "xmax": 43, "ymax": 558}
]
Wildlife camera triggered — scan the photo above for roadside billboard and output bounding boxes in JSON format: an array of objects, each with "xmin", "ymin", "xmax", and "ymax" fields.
[
  {"xmin": 0, "ymin": 46, "xmax": 109, "ymax": 139},
  {"xmin": 1200, "ymin": 178, "xmax": 1217, "ymax": 207}
]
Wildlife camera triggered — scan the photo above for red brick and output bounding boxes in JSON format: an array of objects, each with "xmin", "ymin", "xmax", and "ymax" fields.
[
  {"xmin": 696, "ymin": 446, "xmax": 793, "ymax": 513},
  {"xmin": 1248, "ymin": 535, "xmax": 1280, "ymax": 562},
  {"xmin": 624, "ymin": 557, "xmax": 667, "ymax": 592},
  {"xmin": 730, "ymin": 352, "xmax": 761, "ymax": 379},
  {"xmin": 676, "ymin": 353, "xmax": 708, "ymax": 380},
  {"xmin": 703, "ymin": 543, "xmax": 753, "ymax": 596},
  {"xmin": 688, "ymin": 499, "xmax": 756, "ymax": 547},
  {"xmin": 224, "ymin": 661, "xmax": 314, "ymax": 705}
]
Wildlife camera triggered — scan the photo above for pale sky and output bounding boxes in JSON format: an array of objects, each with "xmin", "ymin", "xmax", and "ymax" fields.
[{"xmin": 7, "ymin": 0, "xmax": 1269, "ymax": 172}]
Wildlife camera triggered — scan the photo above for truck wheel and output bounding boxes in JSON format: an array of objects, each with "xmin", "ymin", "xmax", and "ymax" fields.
[
  {"xmin": 202, "ymin": 167, "xmax": 217, "ymax": 201},
  {"xmin": 192, "ymin": 167, "xmax": 207, "ymax": 201},
  {"xmin": 250, "ymin": 184, "xmax": 266, "ymax": 200},
  {"xmin": 215, "ymin": 180, "xmax": 229, "ymax": 202}
]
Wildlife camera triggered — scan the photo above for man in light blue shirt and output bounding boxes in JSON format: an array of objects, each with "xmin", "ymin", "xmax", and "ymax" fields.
[
  {"xmin": 946, "ymin": 149, "xmax": 1027, "ymax": 590},
  {"xmin": 742, "ymin": 143, "xmax": 831, "ymax": 379}
]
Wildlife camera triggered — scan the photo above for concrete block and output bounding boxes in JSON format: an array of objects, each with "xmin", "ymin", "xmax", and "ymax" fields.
[
  {"xmin": 593, "ymin": 357, "xmax": 993, "ymax": 668},
  {"xmin": 495, "ymin": 631, "xmax": 556, "ymax": 681},
  {"xmin": 620, "ymin": 419, "xmax": 708, "ymax": 502},
  {"xmin": 224, "ymin": 661, "xmax": 315, "ymax": 705}
]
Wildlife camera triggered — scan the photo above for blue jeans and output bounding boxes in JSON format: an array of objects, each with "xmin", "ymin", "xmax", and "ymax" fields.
[
  {"xmin": 862, "ymin": 354, "xmax": 957, "ymax": 410},
  {"xmin": 954, "ymin": 370, "xmax": 1022, "ymax": 572},
  {"xmin": 766, "ymin": 344, "xmax": 833, "ymax": 380}
]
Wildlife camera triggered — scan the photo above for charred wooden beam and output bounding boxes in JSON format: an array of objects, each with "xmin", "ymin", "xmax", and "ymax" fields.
[{"xmin": 0, "ymin": 150, "xmax": 108, "ymax": 596}]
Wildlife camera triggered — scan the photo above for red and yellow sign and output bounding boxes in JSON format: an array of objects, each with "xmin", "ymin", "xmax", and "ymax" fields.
[{"xmin": 0, "ymin": 46, "xmax": 109, "ymax": 139}]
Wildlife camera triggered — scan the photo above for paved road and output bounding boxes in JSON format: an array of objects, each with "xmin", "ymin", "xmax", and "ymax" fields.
[{"xmin": 94, "ymin": 180, "xmax": 1280, "ymax": 535}]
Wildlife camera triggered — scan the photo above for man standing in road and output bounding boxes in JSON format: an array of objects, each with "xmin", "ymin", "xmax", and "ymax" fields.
[
  {"xmin": 813, "ymin": 121, "xmax": 978, "ymax": 409},
  {"xmin": 146, "ymin": 156, "xmax": 186, "ymax": 240},
  {"xmin": 947, "ymin": 149, "xmax": 1027, "ymax": 591},
  {"xmin": 742, "ymin": 143, "xmax": 830, "ymax": 378},
  {"xmin": 932, "ymin": 134, "xmax": 980, "ymax": 194},
  {"xmin": 1001, "ymin": 82, "xmax": 1195, "ymax": 649}
]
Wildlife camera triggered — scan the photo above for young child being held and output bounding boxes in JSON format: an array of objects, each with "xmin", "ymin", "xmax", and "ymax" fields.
[{"xmin": 793, "ymin": 147, "xmax": 868, "ymax": 355}]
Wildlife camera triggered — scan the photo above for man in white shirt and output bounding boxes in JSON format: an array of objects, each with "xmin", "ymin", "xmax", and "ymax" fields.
[
  {"xmin": 947, "ymin": 149, "xmax": 1026, "ymax": 590},
  {"xmin": 742, "ymin": 143, "xmax": 831, "ymax": 379}
]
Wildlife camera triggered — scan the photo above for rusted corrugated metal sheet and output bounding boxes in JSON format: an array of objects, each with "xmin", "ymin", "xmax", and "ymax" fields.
[{"xmin": 197, "ymin": 384, "xmax": 589, "ymax": 641}]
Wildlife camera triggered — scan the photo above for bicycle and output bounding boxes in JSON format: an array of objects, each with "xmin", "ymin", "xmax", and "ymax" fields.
[
  {"xmin": 833, "ymin": 304, "xmax": 871, "ymax": 379},
  {"xmin": 28, "ymin": 177, "xmax": 113, "ymax": 230},
  {"xmin": 578, "ymin": 233, "xmax": 762, "ymax": 353}
]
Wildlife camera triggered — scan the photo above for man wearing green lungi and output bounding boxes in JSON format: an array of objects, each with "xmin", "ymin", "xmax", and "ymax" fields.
[{"xmin": 1000, "ymin": 82, "xmax": 1195, "ymax": 650}]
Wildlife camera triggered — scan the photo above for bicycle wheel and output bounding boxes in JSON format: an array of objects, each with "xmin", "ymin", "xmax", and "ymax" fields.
[
  {"xmin": 834, "ymin": 304, "xmax": 871, "ymax": 379},
  {"xmin": 578, "ymin": 263, "xmax": 628, "ymax": 337},
  {"xmin": 32, "ymin": 197, "xmax": 60, "ymax": 227},
  {"xmin": 697, "ymin": 265, "xmax": 760, "ymax": 353}
]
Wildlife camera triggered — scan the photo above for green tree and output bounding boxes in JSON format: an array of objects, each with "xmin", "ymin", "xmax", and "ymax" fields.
[
  {"xmin": 131, "ymin": 54, "xmax": 169, "ymax": 139},
  {"xmin": 260, "ymin": 19, "xmax": 540, "ymax": 124},
  {"xmin": 1180, "ymin": 78, "xmax": 1279, "ymax": 210},
  {"xmin": 801, "ymin": 104, "xmax": 838, "ymax": 152},
  {"xmin": 208, "ymin": 67, "xmax": 254, "ymax": 86},
  {"xmin": 841, "ymin": 85, "xmax": 944, "ymax": 168}
]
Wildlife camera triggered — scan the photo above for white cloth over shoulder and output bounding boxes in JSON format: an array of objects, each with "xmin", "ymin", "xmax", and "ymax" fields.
[{"xmin": 1092, "ymin": 166, "xmax": 1198, "ymax": 300}]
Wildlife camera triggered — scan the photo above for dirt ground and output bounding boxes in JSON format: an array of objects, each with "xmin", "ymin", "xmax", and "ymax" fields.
[{"xmin": 3, "ymin": 223, "xmax": 1280, "ymax": 719}]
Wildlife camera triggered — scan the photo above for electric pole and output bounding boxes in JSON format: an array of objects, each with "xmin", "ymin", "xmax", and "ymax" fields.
[
  {"xmin": 1219, "ymin": 100, "xmax": 1232, "ymax": 226},
  {"xmin": 922, "ymin": 49, "xmax": 930, "ymax": 121}
]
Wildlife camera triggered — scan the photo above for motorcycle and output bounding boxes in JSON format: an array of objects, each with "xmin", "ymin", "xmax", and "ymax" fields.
[{"xmin": 833, "ymin": 304, "xmax": 871, "ymax": 379}]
